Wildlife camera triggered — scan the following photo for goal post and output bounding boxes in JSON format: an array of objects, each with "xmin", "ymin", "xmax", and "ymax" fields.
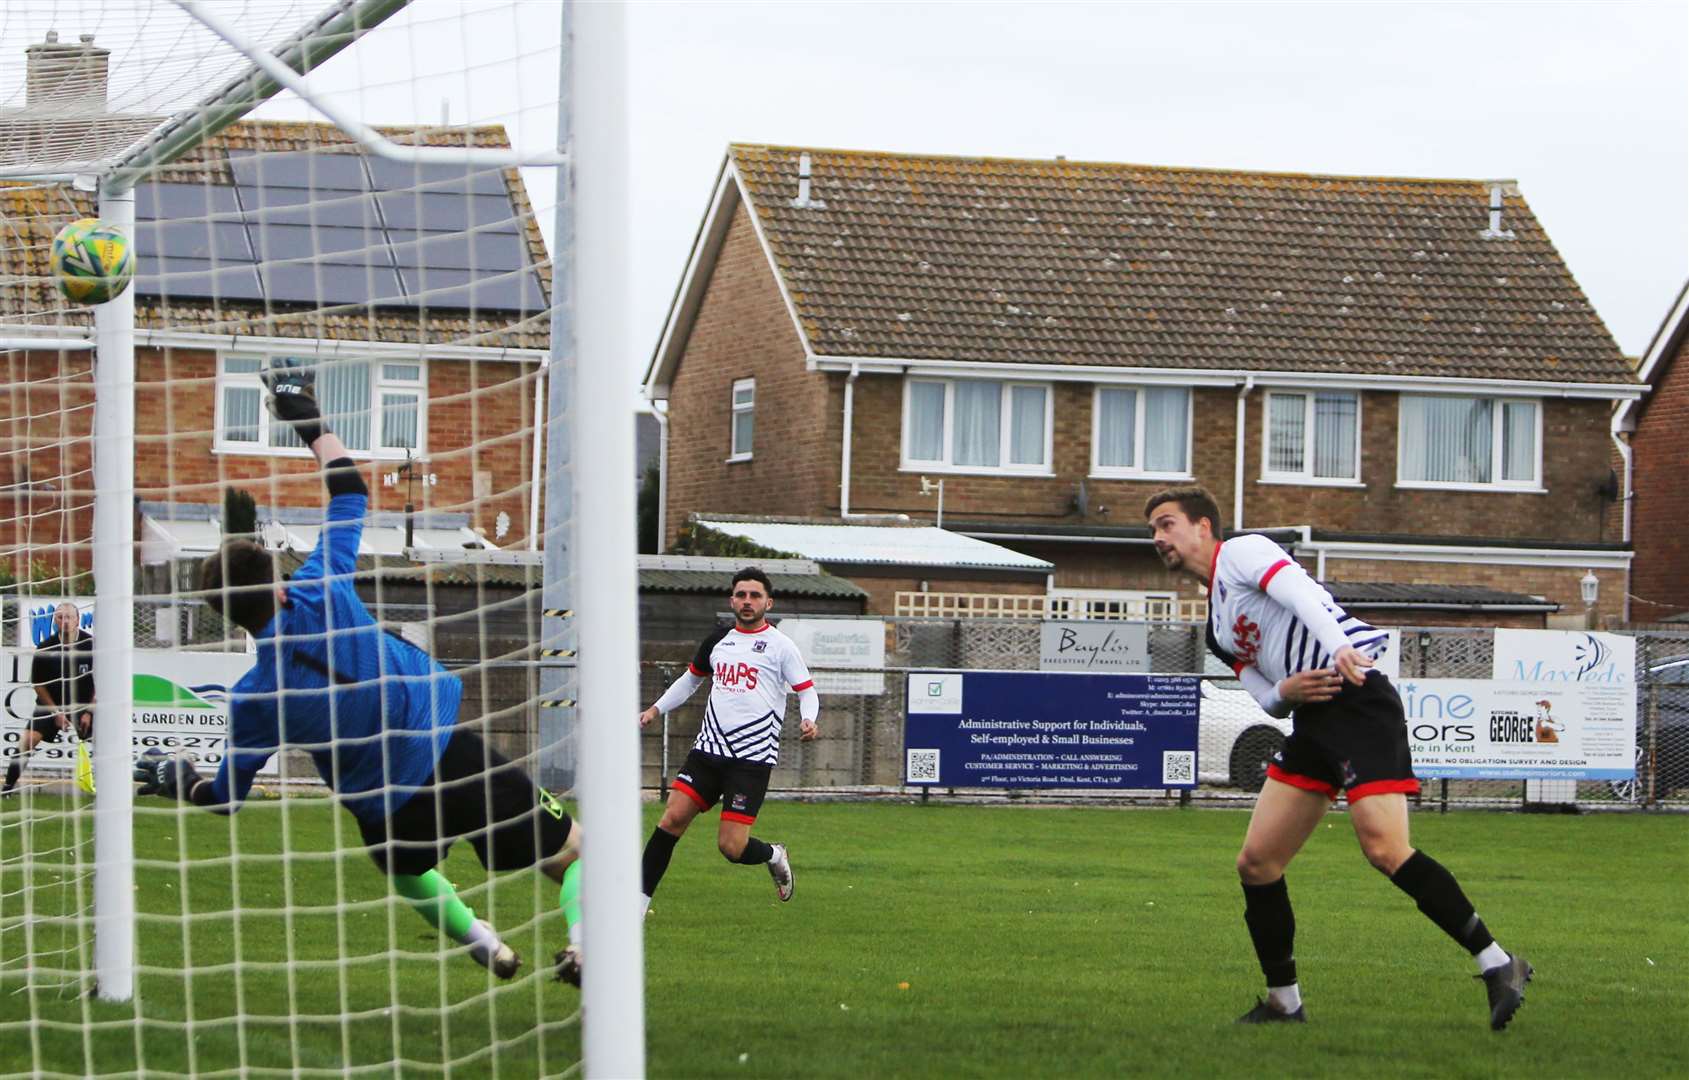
[{"xmin": 1, "ymin": 1, "xmax": 645, "ymax": 1074}]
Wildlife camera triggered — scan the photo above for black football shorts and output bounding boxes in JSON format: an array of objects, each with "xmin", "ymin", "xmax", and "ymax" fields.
[
  {"xmin": 671, "ymin": 748, "xmax": 772, "ymax": 825},
  {"xmin": 1269, "ymin": 671, "xmax": 1421, "ymax": 803},
  {"xmin": 359, "ymin": 728, "xmax": 573, "ymax": 876}
]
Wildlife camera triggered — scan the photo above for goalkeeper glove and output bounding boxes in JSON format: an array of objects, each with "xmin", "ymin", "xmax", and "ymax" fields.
[
  {"xmin": 133, "ymin": 748, "xmax": 203, "ymax": 800},
  {"xmin": 261, "ymin": 357, "xmax": 324, "ymax": 446}
]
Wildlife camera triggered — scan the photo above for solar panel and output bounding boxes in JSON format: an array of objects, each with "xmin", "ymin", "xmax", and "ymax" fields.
[
  {"xmin": 229, "ymin": 150, "xmax": 371, "ymax": 191},
  {"xmin": 131, "ymin": 152, "xmax": 544, "ymax": 313},
  {"xmin": 135, "ymin": 257, "xmax": 266, "ymax": 302},
  {"xmin": 136, "ymin": 182, "xmax": 241, "ymax": 221},
  {"xmin": 387, "ymin": 229, "xmax": 529, "ymax": 271},
  {"xmin": 260, "ymin": 263, "xmax": 406, "ymax": 306},
  {"xmin": 234, "ymin": 187, "xmax": 385, "ymax": 229},
  {"xmin": 375, "ymin": 192, "xmax": 520, "ymax": 232},
  {"xmin": 134, "ymin": 220, "xmax": 254, "ymax": 261},
  {"xmin": 249, "ymin": 223, "xmax": 390, "ymax": 264},
  {"xmin": 365, "ymin": 158, "xmax": 510, "ymax": 197},
  {"xmin": 397, "ymin": 266, "xmax": 544, "ymax": 311}
]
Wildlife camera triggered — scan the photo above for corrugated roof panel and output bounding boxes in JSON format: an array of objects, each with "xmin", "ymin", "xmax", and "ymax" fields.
[
  {"xmin": 694, "ymin": 520, "xmax": 1052, "ymax": 571},
  {"xmin": 639, "ymin": 568, "xmax": 868, "ymax": 599}
]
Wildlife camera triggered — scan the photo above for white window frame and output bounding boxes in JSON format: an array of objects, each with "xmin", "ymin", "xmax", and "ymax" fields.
[
  {"xmin": 1087, "ymin": 384, "xmax": 1195, "ymax": 480},
  {"xmin": 899, "ymin": 377, "xmax": 1055, "ymax": 476},
  {"xmin": 727, "ymin": 376, "xmax": 755, "ymax": 462},
  {"xmin": 213, "ymin": 353, "xmax": 428, "ymax": 460},
  {"xmin": 1395, "ymin": 393, "xmax": 1544, "ymax": 493},
  {"xmin": 1047, "ymin": 587, "xmax": 1181, "ymax": 621},
  {"xmin": 1259, "ymin": 389, "xmax": 1364, "ymax": 487}
]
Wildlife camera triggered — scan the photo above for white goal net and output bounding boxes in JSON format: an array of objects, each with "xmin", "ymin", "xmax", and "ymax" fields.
[{"xmin": 0, "ymin": 2, "xmax": 643, "ymax": 1076}]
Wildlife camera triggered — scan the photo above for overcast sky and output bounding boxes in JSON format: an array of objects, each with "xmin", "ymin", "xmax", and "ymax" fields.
[{"xmin": 256, "ymin": 0, "xmax": 1688, "ymax": 392}]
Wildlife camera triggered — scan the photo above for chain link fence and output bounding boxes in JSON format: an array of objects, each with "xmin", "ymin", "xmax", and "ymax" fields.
[{"xmin": 639, "ymin": 620, "xmax": 1689, "ymax": 811}]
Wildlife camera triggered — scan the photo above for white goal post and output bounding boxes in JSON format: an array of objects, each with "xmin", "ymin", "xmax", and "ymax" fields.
[{"xmin": 0, "ymin": 1, "xmax": 644, "ymax": 1075}]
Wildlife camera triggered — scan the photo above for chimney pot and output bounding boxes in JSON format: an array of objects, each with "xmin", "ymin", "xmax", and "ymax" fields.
[{"xmin": 25, "ymin": 30, "xmax": 111, "ymax": 110}]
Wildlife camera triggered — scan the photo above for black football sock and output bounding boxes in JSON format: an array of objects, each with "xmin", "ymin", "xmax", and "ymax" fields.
[
  {"xmin": 1390, "ymin": 849, "xmax": 1495, "ymax": 954},
  {"xmin": 735, "ymin": 837, "xmax": 774, "ymax": 865},
  {"xmin": 3, "ymin": 759, "xmax": 20, "ymax": 790},
  {"xmin": 1242, "ymin": 876, "xmax": 1298, "ymax": 988},
  {"xmin": 641, "ymin": 826, "xmax": 681, "ymax": 898}
]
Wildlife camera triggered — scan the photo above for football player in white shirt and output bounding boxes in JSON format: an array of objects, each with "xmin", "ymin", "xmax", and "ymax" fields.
[
  {"xmin": 1146, "ymin": 485, "xmax": 1531, "ymax": 1031},
  {"xmin": 637, "ymin": 567, "xmax": 820, "ymax": 913}
]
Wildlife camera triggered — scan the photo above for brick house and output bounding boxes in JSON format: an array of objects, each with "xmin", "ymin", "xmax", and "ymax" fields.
[
  {"xmin": 1618, "ymin": 280, "xmax": 1689, "ymax": 623},
  {"xmin": 0, "ymin": 119, "xmax": 550, "ymax": 583},
  {"xmin": 645, "ymin": 145, "xmax": 1640, "ymax": 624}
]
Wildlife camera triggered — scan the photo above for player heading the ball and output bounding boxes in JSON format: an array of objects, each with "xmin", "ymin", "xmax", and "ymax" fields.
[
  {"xmin": 135, "ymin": 357, "xmax": 587, "ymax": 986},
  {"xmin": 1145, "ymin": 484, "xmax": 1532, "ymax": 1031}
]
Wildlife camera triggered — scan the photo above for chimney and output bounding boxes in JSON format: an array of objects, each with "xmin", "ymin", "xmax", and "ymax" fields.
[
  {"xmin": 789, "ymin": 152, "xmax": 824, "ymax": 209},
  {"xmin": 1480, "ymin": 181, "xmax": 1516, "ymax": 240},
  {"xmin": 25, "ymin": 31, "xmax": 110, "ymax": 111}
]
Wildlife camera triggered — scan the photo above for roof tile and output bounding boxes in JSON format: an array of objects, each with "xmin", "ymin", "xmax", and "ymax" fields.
[{"xmin": 731, "ymin": 145, "xmax": 1632, "ymax": 384}]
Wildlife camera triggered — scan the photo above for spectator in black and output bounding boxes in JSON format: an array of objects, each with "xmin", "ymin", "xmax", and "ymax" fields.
[{"xmin": 2, "ymin": 602, "xmax": 95, "ymax": 795}]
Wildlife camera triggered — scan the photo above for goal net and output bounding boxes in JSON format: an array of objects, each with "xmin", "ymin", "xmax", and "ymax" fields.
[{"xmin": 0, "ymin": 2, "xmax": 643, "ymax": 1076}]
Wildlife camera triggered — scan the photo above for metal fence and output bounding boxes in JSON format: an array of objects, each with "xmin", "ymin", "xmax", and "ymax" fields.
[{"xmin": 639, "ymin": 620, "xmax": 1689, "ymax": 811}]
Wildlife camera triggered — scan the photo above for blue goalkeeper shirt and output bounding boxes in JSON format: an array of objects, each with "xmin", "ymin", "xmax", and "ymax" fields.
[{"xmin": 210, "ymin": 491, "xmax": 459, "ymax": 823}]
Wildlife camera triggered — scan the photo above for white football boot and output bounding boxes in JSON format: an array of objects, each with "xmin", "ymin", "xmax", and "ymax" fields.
[
  {"xmin": 768, "ymin": 843, "xmax": 794, "ymax": 902},
  {"xmin": 466, "ymin": 920, "xmax": 521, "ymax": 980}
]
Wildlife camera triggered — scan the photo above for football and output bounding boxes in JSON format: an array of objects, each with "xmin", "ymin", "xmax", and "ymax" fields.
[{"xmin": 49, "ymin": 217, "xmax": 135, "ymax": 305}]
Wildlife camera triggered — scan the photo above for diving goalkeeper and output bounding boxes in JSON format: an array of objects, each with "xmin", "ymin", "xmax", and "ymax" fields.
[{"xmin": 134, "ymin": 358, "xmax": 584, "ymax": 985}]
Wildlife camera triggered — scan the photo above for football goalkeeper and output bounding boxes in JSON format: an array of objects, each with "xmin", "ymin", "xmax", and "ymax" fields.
[{"xmin": 134, "ymin": 358, "xmax": 584, "ymax": 985}]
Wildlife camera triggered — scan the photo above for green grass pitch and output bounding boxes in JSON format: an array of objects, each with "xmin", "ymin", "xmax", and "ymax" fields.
[{"xmin": 2, "ymin": 797, "xmax": 1685, "ymax": 1078}]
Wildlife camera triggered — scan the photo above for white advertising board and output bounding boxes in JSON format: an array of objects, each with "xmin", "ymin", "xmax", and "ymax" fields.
[
  {"xmin": 1, "ymin": 648, "xmax": 269, "ymax": 776},
  {"xmin": 776, "ymin": 618, "xmax": 886, "ymax": 695},
  {"xmin": 1039, "ymin": 621, "xmax": 1150, "ymax": 672},
  {"xmin": 1400, "ymin": 678, "xmax": 1635, "ymax": 780}
]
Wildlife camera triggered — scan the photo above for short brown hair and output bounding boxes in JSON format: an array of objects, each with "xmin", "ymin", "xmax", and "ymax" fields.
[
  {"xmin": 200, "ymin": 539, "xmax": 278, "ymax": 635},
  {"xmin": 1143, "ymin": 485, "xmax": 1224, "ymax": 539}
]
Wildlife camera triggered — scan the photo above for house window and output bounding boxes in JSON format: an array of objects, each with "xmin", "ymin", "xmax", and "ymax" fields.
[
  {"xmin": 1090, "ymin": 385, "xmax": 1191, "ymax": 477},
  {"xmin": 1398, "ymin": 394, "xmax": 1539, "ymax": 489},
  {"xmin": 215, "ymin": 355, "xmax": 426, "ymax": 457},
  {"xmin": 902, "ymin": 378, "xmax": 1051, "ymax": 474},
  {"xmin": 1263, "ymin": 391, "xmax": 1360, "ymax": 483},
  {"xmin": 729, "ymin": 377, "xmax": 754, "ymax": 460}
]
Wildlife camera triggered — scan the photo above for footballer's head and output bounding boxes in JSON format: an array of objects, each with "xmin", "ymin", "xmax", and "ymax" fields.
[
  {"xmin": 201, "ymin": 539, "xmax": 282, "ymax": 635},
  {"xmin": 1144, "ymin": 485, "xmax": 1223, "ymax": 577},
  {"xmin": 730, "ymin": 567, "xmax": 774, "ymax": 628}
]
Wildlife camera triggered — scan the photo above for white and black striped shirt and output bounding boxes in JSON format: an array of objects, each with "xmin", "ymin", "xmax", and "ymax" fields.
[
  {"xmin": 1205, "ymin": 533, "xmax": 1389, "ymax": 686},
  {"xmin": 682, "ymin": 624, "xmax": 815, "ymax": 766}
]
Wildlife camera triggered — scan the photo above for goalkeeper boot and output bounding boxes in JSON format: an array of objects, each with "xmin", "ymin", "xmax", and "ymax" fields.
[
  {"xmin": 1236, "ymin": 998, "xmax": 1306, "ymax": 1024},
  {"xmin": 554, "ymin": 946, "xmax": 583, "ymax": 987},
  {"xmin": 466, "ymin": 920, "xmax": 521, "ymax": 980},
  {"xmin": 1477, "ymin": 953, "xmax": 1532, "ymax": 1031},
  {"xmin": 768, "ymin": 843, "xmax": 794, "ymax": 902}
]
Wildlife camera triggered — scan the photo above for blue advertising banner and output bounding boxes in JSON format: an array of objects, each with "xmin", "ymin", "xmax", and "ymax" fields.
[{"xmin": 903, "ymin": 671, "xmax": 1200, "ymax": 789}]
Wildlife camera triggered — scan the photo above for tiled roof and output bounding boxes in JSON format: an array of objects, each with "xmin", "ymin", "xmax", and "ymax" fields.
[
  {"xmin": 1325, "ymin": 581, "xmax": 1557, "ymax": 610},
  {"xmin": 0, "ymin": 121, "xmax": 549, "ymax": 350},
  {"xmin": 639, "ymin": 568, "xmax": 868, "ymax": 599},
  {"xmin": 730, "ymin": 145, "xmax": 1632, "ymax": 384}
]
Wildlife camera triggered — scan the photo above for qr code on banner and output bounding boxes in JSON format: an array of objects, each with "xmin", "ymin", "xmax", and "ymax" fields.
[
  {"xmin": 1162, "ymin": 750, "xmax": 1196, "ymax": 785},
  {"xmin": 906, "ymin": 748, "xmax": 940, "ymax": 784}
]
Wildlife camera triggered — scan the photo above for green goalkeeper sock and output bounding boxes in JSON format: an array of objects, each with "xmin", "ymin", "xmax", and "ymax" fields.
[
  {"xmin": 393, "ymin": 870, "xmax": 476, "ymax": 942},
  {"xmin": 560, "ymin": 861, "xmax": 582, "ymax": 947}
]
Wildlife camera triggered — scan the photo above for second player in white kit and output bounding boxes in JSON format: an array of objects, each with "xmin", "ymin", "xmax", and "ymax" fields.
[{"xmin": 637, "ymin": 567, "xmax": 819, "ymax": 912}]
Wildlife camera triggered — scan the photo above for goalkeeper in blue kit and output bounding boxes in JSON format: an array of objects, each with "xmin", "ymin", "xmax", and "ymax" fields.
[{"xmin": 135, "ymin": 359, "xmax": 585, "ymax": 985}]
